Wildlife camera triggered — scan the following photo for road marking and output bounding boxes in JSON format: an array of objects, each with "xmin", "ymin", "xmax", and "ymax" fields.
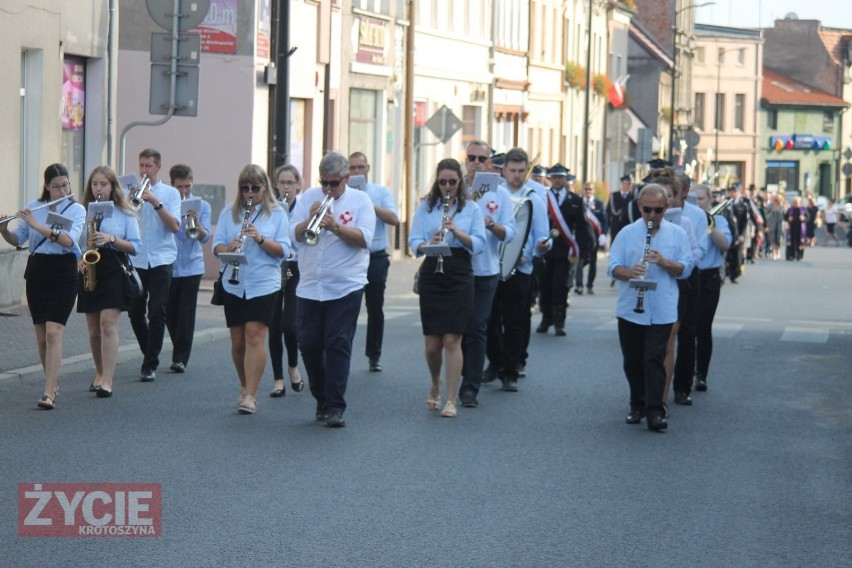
[
  {"xmin": 780, "ymin": 327, "xmax": 829, "ymax": 343},
  {"xmin": 712, "ymin": 322, "xmax": 743, "ymax": 338}
]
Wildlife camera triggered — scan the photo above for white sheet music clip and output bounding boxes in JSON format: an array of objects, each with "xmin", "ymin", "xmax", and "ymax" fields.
[
  {"xmin": 119, "ymin": 173, "xmax": 141, "ymax": 193},
  {"xmin": 218, "ymin": 252, "xmax": 248, "ymax": 266},
  {"xmin": 422, "ymin": 242, "xmax": 451, "ymax": 257},
  {"xmin": 180, "ymin": 197, "xmax": 202, "ymax": 216},
  {"xmin": 348, "ymin": 174, "xmax": 367, "ymax": 192},
  {"xmin": 470, "ymin": 172, "xmax": 502, "ymax": 199},
  {"xmin": 86, "ymin": 201, "xmax": 114, "ymax": 221},
  {"xmin": 45, "ymin": 212, "xmax": 73, "ymax": 232},
  {"xmin": 628, "ymin": 277, "xmax": 657, "ymax": 291},
  {"xmin": 664, "ymin": 207, "xmax": 682, "ymax": 226}
]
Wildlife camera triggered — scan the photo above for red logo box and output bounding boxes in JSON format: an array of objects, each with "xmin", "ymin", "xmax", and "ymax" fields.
[{"xmin": 18, "ymin": 483, "xmax": 162, "ymax": 537}]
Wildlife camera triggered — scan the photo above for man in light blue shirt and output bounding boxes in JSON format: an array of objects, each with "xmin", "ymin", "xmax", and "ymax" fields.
[
  {"xmin": 348, "ymin": 152, "xmax": 399, "ymax": 373},
  {"xmin": 128, "ymin": 148, "xmax": 181, "ymax": 382},
  {"xmin": 165, "ymin": 164, "xmax": 211, "ymax": 374},
  {"xmin": 608, "ymin": 184, "xmax": 693, "ymax": 432}
]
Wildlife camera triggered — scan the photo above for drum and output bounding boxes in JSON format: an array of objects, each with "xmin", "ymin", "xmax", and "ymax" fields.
[{"xmin": 498, "ymin": 197, "xmax": 532, "ymax": 281}]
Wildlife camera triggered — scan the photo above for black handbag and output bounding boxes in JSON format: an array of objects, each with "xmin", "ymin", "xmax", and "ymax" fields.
[
  {"xmin": 118, "ymin": 253, "xmax": 143, "ymax": 299},
  {"xmin": 210, "ymin": 270, "xmax": 224, "ymax": 306}
]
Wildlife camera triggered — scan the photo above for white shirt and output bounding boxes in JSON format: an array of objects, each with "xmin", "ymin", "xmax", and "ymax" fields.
[
  {"xmin": 131, "ymin": 180, "xmax": 180, "ymax": 268},
  {"xmin": 291, "ymin": 186, "xmax": 376, "ymax": 301},
  {"xmin": 470, "ymin": 186, "xmax": 515, "ymax": 277}
]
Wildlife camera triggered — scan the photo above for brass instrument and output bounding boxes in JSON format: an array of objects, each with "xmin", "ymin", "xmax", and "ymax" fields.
[
  {"xmin": 524, "ymin": 152, "xmax": 541, "ymax": 184},
  {"xmin": 227, "ymin": 197, "xmax": 253, "ymax": 285},
  {"xmin": 0, "ymin": 195, "xmax": 74, "ymax": 225},
  {"xmin": 185, "ymin": 214, "xmax": 199, "ymax": 239},
  {"xmin": 435, "ymin": 195, "xmax": 450, "ymax": 274},
  {"xmin": 82, "ymin": 197, "xmax": 104, "ymax": 292},
  {"xmin": 302, "ymin": 193, "xmax": 334, "ymax": 246},
  {"xmin": 706, "ymin": 198, "xmax": 733, "ymax": 234},
  {"xmin": 128, "ymin": 175, "xmax": 150, "ymax": 210},
  {"xmin": 633, "ymin": 221, "xmax": 655, "ymax": 314}
]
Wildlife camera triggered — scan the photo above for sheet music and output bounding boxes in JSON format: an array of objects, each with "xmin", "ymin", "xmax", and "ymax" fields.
[
  {"xmin": 470, "ymin": 172, "xmax": 502, "ymax": 197},
  {"xmin": 664, "ymin": 207, "xmax": 682, "ymax": 226},
  {"xmin": 45, "ymin": 212, "xmax": 73, "ymax": 232},
  {"xmin": 348, "ymin": 175, "xmax": 367, "ymax": 192},
  {"xmin": 87, "ymin": 201, "xmax": 115, "ymax": 221},
  {"xmin": 180, "ymin": 197, "xmax": 202, "ymax": 216},
  {"xmin": 119, "ymin": 173, "xmax": 141, "ymax": 193}
]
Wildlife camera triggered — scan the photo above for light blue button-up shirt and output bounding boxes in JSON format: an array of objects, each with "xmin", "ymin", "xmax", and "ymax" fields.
[
  {"xmin": 213, "ymin": 203, "xmax": 291, "ymax": 300},
  {"xmin": 470, "ymin": 186, "xmax": 515, "ymax": 277},
  {"xmin": 172, "ymin": 197, "xmax": 211, "ymax": 278},
  {"xmin": 15, "ymin": 199, "xmax": 86, "ymax": 258},
  {"xmin": 408, "ymin": 198, "xmax": 487, "ymax": 259},
  {"xmin": 504, "ymin": 184, "xmax": 548, "ymax": 275},
  {"xmin": 682, "ymin": 201, "xmax": 709, "ymax": 264},
  {"xmin": 80, "ymin": 207, "xmax": 142, "ymax": 257},
  {"xmin": 291, "ymin": 186, "xmax": 376, "ymax": 302},
  {"xmin": 131, "ymin": 181, "xmax": 180, "ymax": 268},
  {"xmin": 608, "ymin": 219, "xmax": 693, "ymax": 325},
  {"xmin": 697, "ymin": 215, "xmax": 732, "ymax": 270},
  {"xmin": 361, "ymin": 182, "xmax": 398, "ymax": 253}
]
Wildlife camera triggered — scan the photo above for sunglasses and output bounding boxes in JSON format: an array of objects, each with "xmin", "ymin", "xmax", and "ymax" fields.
[
  {"xmin": 240, "ymin": 185, "xmax": 264, "ymax": 193},
  {"xmin": 642, "ymin": 206, "xmax": 664, "ymax": 214},
  {"xmin": 467, "ymin": 155, "xmax": 488, "ymax": 163},
  {"xmin": 319, "ymin": 179, "xmax": 343, "ymax": 188},
  {"xmin": 438, "ymin": 179, "xmax": 459, "ymax": 187}
]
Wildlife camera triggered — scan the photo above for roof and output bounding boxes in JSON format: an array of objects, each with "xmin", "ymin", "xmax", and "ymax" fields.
[
  {"xmin": 629, "ymin": 19, "xmax": 673, "ymax": 68},
  {"xmin": 695, "ymin": 23, "xmax": 762, "ymax": 40},
  {"xmin": 762, "ymin": 67, "xmax": 849, "ymax": 109},
  {"xmin": 818, "ymin": 29, "xmax": 852, "ymax": 67}
]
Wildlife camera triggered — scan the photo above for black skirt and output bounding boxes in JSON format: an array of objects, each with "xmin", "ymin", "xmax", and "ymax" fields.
[
  {"xmin": 223, "ymin": 289, "xmax": 279, "ymax": 327},
  {"xmin": 418, "ymin": 248, "xmax": 474, "ymax": 335},
  {"xmin": 76, "ymin": 250, "xmax": 127, "ymax": 313},
  {"xmin": 25, "ymin": 253, "xmax": 78, "ymax": 325}
]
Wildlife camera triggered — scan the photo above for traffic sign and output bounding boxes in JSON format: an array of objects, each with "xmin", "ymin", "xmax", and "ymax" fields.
[
  {"xmin": 146, "ymin": 0, "xmax": 210, "ymax": 32},
  {"xmin": 149, "ymin": 64, "xmax": 199, "ymax": 117},
  {"xmin": 842, "ymin": 163, "xmax": 852, "ymax": 177},
  {"xmin": 424, "ymin": 105, "xmax": 463, "ymax": 144}
]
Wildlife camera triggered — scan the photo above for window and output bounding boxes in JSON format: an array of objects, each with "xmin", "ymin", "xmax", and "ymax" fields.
[
  {"xmin": 714, "ymin": 93, "xmax": 725, "ymax": 131},
  {"xmin": 734, "ymin": 94, "xmax": 745, "ymax": 130},
  {"xmin": 823, "ymin": 111, "xmax": 835, "ymax": 133},
  {"xmin": 717, "ymin": 48, "xmax": 725, "ymax": 65},
  {"xmin": 695, "ymin": 46, "xmax": 705, "ymax": 64},
  {"xmin": 768, "ymin": 108, "xmax": 778, "ymax": 130},
  {"xmin": 694, "ymin": 92, "xmax": 705, "ymax": 130},
  {"xmin": 349, "ymin": 89, "xmax": 378, "ymax": 165},
  {"xmin": 462, "ymin": 105, "xmax": 481, "ymax": 142},
  {"xmin": 737, "ymin": 48, "xmax": 745, "ymax": 66}
]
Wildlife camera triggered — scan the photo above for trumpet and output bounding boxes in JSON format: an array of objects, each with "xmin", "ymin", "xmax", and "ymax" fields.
[
  {"xmin": 301, "ymin": 193, "xmax": 334, "ymax": 246},
  {"xmin": 184, "ymin": 213, "xmax": 200, "ymax": 240},
  {"xmin": 128, "ymin": 175, "xmax": 150, "ymax": 210},
  {"xmin": 0, "ymin": 194, "xmax": 74, "ymax": 225},
  {"xmin": 706, "ymin": 198, "xmax": 733, "ymax": 234},
  {"xmin": 228, "ymin": 197, "xmax": 253, "ymax": 285},
  {"xmin": 435, "ymin": 194, "xmax": 451, "ymax": 274}
]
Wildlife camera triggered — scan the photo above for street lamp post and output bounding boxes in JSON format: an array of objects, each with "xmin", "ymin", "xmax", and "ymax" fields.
[
  {"xmin": 713, "ymin": 47, "xmax": 738, "ymax": 186},
  {"xmin": 668, "ymin": 1, "xmax": 715, "ymax": 162}
]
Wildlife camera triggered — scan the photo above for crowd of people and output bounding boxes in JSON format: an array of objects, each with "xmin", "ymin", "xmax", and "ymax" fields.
[{"xmin": 2, "ymin": 147, "xmax": 842, "ymax": 432}]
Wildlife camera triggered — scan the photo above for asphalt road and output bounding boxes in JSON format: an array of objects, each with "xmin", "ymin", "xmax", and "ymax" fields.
[{"xmin": 1, "ymin": 247, "xmax": 850, "ymax": 567}]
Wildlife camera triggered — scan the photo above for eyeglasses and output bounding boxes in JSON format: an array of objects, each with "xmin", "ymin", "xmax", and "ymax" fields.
[
  {"xmin": 642, "ymin": 206, "xmax": 664, "ymax": 214},
  {"xmin": 319, "ymin": 179, "xmax": 343, "ymax": 188},
  {"xmin": 438, "ymin": 179, "xmax": 459, "ymax": 187},
  {"xmin": 48, "ymin": 182, "xmax": 71, "ymax": 191},
  {"xmin": 240, "ymin": 185, "xmax": 264, "ymax": 193},
  {"xmin": 467, "ymin": 155, "xmax": 488, "ymax": 163}
]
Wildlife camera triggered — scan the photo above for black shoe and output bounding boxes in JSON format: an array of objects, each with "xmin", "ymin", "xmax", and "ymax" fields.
[
  {"xmin": 89, "ymin": 379, "xmax": 98, "ymax": 392},
  {"xmin": 140, "ymin": 370, "xmax": 156, "ymax": 382},
  {"xmin": 460, "ymin": 390, "xmax": 479, "ymax": 408},
  {"xmin": 500, "ymin": 378, "xmax": 518, "ymax": 392},
  {"xmin": 516, "ymin": 364, "xmax": 526, "ymax": 378},
  {"xmin": 554, "ymin": 326, "xmax": 566, "ymax": 337},
  {"xmin": 575, "ymin": 288, "xmax": 583, "ymax": 295},
  {"xmin": 325, "ymin": 412, "xmax": 346, "ymax": 428},
  {"xmin": 674, "ymin": 391, "xmax": 693, "ymax": 406},
  {"xmin": 270, "ymin": 386, "xmax": 286, "ymax": 398},
  {"xmin": 536, "ymin": 321, "xmax": 551, "ymax": 333},
  {"xmin": 586, "ymin": 287, "xmax": 594, "ymax": 295},
  {"xmin": 369, "ymin": 358, "xmax": 382, "ymax": 372},
  {"xmin": 647, "ymin": 415, "xmax": 668, "ymax": 432},
  {"xmin": 694, "ymin": 375, "xmax": 708, "ymax": 392},
  {"xmin": 625, "ymin": 409, "xmax": 644, "ymax": 424},
  {"xmin": 170, "ymin": 362, "xmax": 186, "ymax": 373},
  {"xmin": 291, "ymin": 380, "xmax": 304, "ymax": 392},
  {"xmin": 482, "ymin": 366, "xmax": 497, "ymax": 384},
  {"xmin": 95, "ymin": 386, "xmax": 113, "ymax": 398}
]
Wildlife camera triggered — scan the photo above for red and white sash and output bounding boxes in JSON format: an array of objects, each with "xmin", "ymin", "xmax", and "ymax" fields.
[{"xmin": 546, "ymin": 191, "xmax": 579, "ymax": 257}]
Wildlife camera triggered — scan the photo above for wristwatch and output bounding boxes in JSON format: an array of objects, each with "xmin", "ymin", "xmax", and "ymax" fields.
[
  {"xmin": 257, "ymin": 236, "xmax": 265, "ymax": 245},
  {"xmin": 50, "ymin": 227, "xmax": 61, "ymax": 242},
  {"xmin": 111, "ymin": 235, "xmax": 117, "ymax": 244},
  {"xmin": 154, "ymin": 203, "xmax": 164, "ymax": 211},
  {"xmin": 332, "ymin": 225, "xmax": 340, "ymax": 235},
  {"xmin": 486, "ymin": 219, "xmax": 495, "ymax": 230}
]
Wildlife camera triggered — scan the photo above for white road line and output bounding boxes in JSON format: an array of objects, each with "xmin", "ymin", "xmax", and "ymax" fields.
[
  {"xmin": 780, "ymin": 327, "xmax": 830, "ymax": 343},
  {"xmin": 712, "ymin": 323, "xmax": 744, "ymax": 338}
]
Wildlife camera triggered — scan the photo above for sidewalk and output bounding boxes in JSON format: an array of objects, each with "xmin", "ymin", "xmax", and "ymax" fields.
[{"xmin": 0, "ymin": 256, "xmax": 422, "ymax": 387}]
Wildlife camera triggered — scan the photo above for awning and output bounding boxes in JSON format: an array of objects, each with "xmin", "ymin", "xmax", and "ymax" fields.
[{"xmin": 625, "ymin": 108, "xmax": 661, "ymax": 153}]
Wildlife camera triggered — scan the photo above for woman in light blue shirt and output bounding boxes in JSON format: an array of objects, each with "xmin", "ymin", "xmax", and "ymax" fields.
[
  {"xmin": 212, "ymin": 164, "xmax": 290, "ymax": 415},
  {"xmin": 0, "ymin": 163, "xmax": 86, "ymax": 409},
  {"xmin": 408, "ymin": 158, "xmax": 486, "ymax": 418},
  {"xmin": 76, "ymin": 166, "xmax": 143, "ymax": 398}
]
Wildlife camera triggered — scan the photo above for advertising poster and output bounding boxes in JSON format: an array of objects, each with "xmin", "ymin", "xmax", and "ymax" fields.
[
  {"xmin": 61, "ymin": 57, "xmax": 85, "ymax": 131},
  {"xmin": 257, "ymin": 0, "xmax": 271, "ymax": 60},
  {"xmin": 191, "ymin": 0, "xmax": 237, "ymax": 54}
]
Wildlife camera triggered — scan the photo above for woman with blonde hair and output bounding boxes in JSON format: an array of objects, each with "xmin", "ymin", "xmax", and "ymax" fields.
[{"xmin": 212, "ymin": 164, "xmax": 291, "ymax": 414}]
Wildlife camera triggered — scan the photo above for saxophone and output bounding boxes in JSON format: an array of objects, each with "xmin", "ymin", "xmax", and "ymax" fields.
[{"xmin": 82, "ymin": 197, "xmax": 103, "ymax": 292}]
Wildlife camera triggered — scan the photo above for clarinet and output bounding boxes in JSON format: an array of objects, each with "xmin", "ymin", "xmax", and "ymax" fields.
[
  {"xmin": 634, "ymin": 221, "xmax": 654, "ymax": 314},
  {"xmin": 435, "ymin": 195, "xmax": 450, "ymax": 274},
  {"xmin": 228, "ymin": 197, "xmax": 253, "ymax": 285}
]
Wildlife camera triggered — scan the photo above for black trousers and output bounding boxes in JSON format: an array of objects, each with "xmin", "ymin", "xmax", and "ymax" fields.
[
  {"xmin": 297, "ymin": 289, "xmax": 363, "ymax": 414},
  {"xmin": 269, "ymin": 264, "xmax": 301, "ymax": 379},
  {"xmin": 486, "ymin": 272, "xmax": 530, "ymax": 379},
  {"xmin": 574, "ymin": 248, "xmax": 598, "ymax": 289},
  {"xmin": 674, "ymin": 271, "xmax": 700, "ymax": 394},
  {"xmin": 617, "ymin": 318, "xmax": 672, "ymax": 417},
  {"xmin": 128, "ymin": 264, "xmax": 172, "ymax": 372},
  {"xmin": 166, "ymin": 274, "xmax": 202, "ymax": 366},
  {"xmin": 461, "ymin": 275, "xmax": 498, "ymax": 396},
  {"xmin": 539, "ymin": 257, "xmax": 570, "ymax": 325},
  {"xmin": 364, "ymin": 252, "xmax": 390, "ymax": 360},
  {"xmin": 695, "ymin": 268, "xmax": 722, "ymax": 378}
]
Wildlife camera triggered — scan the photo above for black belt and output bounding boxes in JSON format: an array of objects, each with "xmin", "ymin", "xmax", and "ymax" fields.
[
  {"xmin": 698, "ymin": 267, "xmax": 722, "ymax": 275},
  {"xmin": 370, "ymin": 251, "xmax": 388, "ymax": 258}
]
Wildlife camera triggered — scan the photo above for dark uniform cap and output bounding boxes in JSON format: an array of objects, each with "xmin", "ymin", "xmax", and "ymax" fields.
[
  {"xmin": 546, "ymin": 163, "xmax": 570, "ymax": 177},
  {"xmin": 647, "ymin": 158, "xmax": 673, "ymax": 169},
  {"xmin": 531, "ymin": 165, "xmax": 546, "ymax": 176},
  {"xmin": 491, "ymin": 153, "xmax": 505, "ymax": 168},
  {"xmin": 567, "ymin": 174, "xmax": 577, "ymax": 183},
  {"xmin": 620, "ymin": 174, "xmax": 633, "ymax": 182}
]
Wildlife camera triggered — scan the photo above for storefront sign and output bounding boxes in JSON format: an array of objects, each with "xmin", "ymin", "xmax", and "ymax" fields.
[
  {"xmin": 62, "ymin": 57, "xmax": 85, "ymax": 131},
  {"xmin": 190, "ymin": 0, "xmax": 237, "ymax": 54},
  {"xmin": 356, "ymin": 16, "xmax": 387, "ymax": 66}
]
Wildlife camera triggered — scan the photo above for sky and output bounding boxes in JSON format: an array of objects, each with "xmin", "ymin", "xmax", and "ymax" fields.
[{"xmin": 694, "ymin": 0, "xmax": 852, "ymax": 30}]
